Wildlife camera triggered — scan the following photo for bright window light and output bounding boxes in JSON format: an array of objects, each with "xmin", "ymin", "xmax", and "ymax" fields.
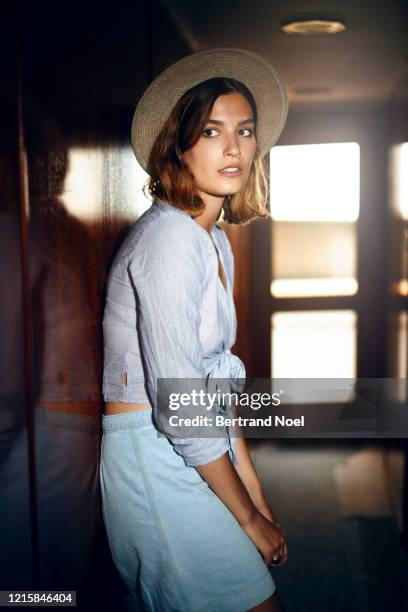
[
  {"xmin": 271, "ymin": 309, "xmax": 357, "ymax": 379},
  {"xmin": 270, "ymin": 142, "xmax": 360, "ymax": 222},
  {"xmin": 397, "ymin": 311, "xmax": 407, "ymax": 379},
  {"xmin": 271, "ymin": 277, "xmax": 358, "ymax": 297},
  {"xmin": 61, "ymin": 146, "xmax": 151, "ymax": 222},
  {"xmin": 389, "ymin": 142, "xmax": 408, "ymax": 220}
]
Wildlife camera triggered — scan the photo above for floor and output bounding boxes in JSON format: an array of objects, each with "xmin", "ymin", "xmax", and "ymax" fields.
[{"xmin": 251, "ymin": 439, "xmax": 408, "ymax": 612}]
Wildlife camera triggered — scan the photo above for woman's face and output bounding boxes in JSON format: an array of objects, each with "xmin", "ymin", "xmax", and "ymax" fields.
[{"xmin": 181, "ymin": 92, "xmax": 257, "ymax": 200}]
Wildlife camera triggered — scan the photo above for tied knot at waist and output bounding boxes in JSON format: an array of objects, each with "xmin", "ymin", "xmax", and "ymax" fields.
[{"xmin": 203, "ymin": 348, "xmax": 246, "ymax": 417}]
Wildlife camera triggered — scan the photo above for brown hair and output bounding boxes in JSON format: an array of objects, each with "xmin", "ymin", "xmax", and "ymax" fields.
[{"xmin": 144, "ymin": 77, "xmax": 270, "ymax": 225}]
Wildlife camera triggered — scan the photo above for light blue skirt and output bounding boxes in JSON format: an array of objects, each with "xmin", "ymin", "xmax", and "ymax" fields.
[{"xmin": 100, "ymin": 409, "xmax": 276, "ymax": 612}]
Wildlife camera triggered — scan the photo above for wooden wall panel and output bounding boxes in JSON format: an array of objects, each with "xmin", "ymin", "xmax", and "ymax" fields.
[
  {"xmin": 0, "ymin": 1, "xmax": 192, "ymax": 606},
  {"xmin": 0, "ymin": 34, "xmax": 34, "ymax": 590}
]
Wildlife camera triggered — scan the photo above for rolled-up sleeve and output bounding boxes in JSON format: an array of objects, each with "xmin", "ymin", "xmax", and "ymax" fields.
[{"xmin": 128, "ymin": 215, "xmax": 231, "ymax": 467}]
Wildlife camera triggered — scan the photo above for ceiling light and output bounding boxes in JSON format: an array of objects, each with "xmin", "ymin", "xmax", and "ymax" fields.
[{"xmin": 281, "ymin": 19, "xmax": 346, "ymax": 36}]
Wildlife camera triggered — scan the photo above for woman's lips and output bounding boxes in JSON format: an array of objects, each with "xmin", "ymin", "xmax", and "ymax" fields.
[{"xmin": 218, "ymin": 167, "xmax": 243, "ymax": 177}]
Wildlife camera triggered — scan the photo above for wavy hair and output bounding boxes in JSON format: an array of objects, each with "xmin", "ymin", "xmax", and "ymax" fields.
[{"xmin": 144, "ymin": 77, "xmax": 270, "ymax": 225}]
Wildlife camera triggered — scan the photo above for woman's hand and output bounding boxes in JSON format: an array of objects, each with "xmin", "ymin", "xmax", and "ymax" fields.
[
  {"xmin": 241, "ymin": 510, "xmax": 288, "ymax": 568},
  {"xmin": 227, "ymin": 408, "xmax": 288, "ymax": 565},
  {"xmin": 250, "ymin": 489, "xmax": 282, "ymax": 527}
]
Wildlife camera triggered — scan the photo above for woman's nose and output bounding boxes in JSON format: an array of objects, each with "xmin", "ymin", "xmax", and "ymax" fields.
[{"xmin": 224, "ymin": 134, "xmax": 241, "ymax": 157}]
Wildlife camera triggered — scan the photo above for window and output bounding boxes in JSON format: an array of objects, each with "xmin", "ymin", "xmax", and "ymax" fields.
[
  {"xmin": 270, "ymin": 142, "xmax": 360, "ymax": 298},
  {"xmin": 269, "ymin": 143, "xmax": 360, "ymax": 383}
]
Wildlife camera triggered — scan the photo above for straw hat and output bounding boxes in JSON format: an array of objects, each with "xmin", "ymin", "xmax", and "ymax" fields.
[{"xmin": 131, "ymin": 47, "xmax": 289, "ymax": 173}]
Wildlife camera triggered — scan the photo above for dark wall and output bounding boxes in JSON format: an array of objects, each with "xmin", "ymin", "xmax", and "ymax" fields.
[
  {"xmin": 0, "ymin": 30, "xmax": 33, "ymax": 592},
  {"xmin": 0, "ymin": 3, "xmax": 191, "ymax": 608}
]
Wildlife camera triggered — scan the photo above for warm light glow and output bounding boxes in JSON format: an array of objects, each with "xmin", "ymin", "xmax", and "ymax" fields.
[
  {"xmin": 398, "ymin": 280, "xmax": 408, "ymax": 296},
  {"xmin": 388, "ymin": 143, "xmax": 408, "ymax": 220},
  {"xmin": 391, "ymin": 280, "xmax": 408, "ymax": 296},
  {"xmin": 271, "ymin": 219, "xmax": 357, "ymax": 297},
  {"xmin": 281, "ymin": 19, "xmax": 346, "ymax": 36},
  {"xmin": 270, "ymin": 142, "xmax": 360, "ymax": 222},
  {"xmin": 271, "ymin": 277, "xmax": 358, "ymax": 297},
  {"xmin": 397, "ymin": 311, "xmax": 407, "ymax": 379},
  {"xmin": 61, "ymin": 146, "xmax": 151, "ymax": 222},
  {"xmin": 394, "ymin": 311, "xmax": 408, "ymax": 402}
]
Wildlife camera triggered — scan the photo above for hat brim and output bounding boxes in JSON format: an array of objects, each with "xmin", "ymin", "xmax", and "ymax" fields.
[{"xmin": 131, "ymin": 47, "xmax": 289, "ymax": 172}]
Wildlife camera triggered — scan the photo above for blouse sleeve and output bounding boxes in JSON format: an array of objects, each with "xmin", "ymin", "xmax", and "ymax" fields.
[{"xmin": 128, "ymin": 214, "xmax": 232, "ymax": 467}]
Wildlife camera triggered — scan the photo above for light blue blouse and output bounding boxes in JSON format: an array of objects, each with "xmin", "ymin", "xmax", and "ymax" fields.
[{"xmin": 102, "ymin": 199, "xmax": 246, "ymax": 467}]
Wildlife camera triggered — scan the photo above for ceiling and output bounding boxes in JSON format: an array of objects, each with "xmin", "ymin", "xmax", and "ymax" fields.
[{"xmin": 162, "ymin": 0, "xmax": 408, "ymax": 107}]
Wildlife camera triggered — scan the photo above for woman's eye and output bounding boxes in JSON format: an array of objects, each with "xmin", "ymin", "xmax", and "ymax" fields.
[
  {"xmin": 239, "ymin": 128, "xmax": 254, "ymax": 137},
  {"xmin": 203, "ymin": 128, "xmax": 219, "ymax": 137}
]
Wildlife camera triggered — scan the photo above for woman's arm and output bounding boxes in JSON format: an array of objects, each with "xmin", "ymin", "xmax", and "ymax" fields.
[
  {"xmin": 129, "ymin": 215, "xmax": 233, "ymax": 467},
  {"xmin": 234, "ymin": 435, "xmax": 279, "ymax": 523},
  {"xmin": 196, "ymin": 450, "xmax": 257, "ymax": 526},
  {"xmin": 195, "ymin": 451, "xmax": 287, "ymax": 567},
  {"xmin": 194, "ymin": 407, "xmax": 287, "ymax": 566},
  {"xmin": 216, "ymin": 229, "xmax": 280, "ymax": 522},
  {"xmin": 231, "ymin": 404, "xmax": 281, "ymax": 524}
]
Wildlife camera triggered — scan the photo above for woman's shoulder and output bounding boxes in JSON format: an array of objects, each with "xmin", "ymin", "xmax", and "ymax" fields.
[
  {"xmin": 126, "ymin": 201, "xmax": 209, "ymax": 273},
  {"xmin": 143, "ymin": 201, "xmax": 209, "ymax": 250},
  {"xmin": 121, "ymin": 201, "xmax": 198, "ymax": 251}
]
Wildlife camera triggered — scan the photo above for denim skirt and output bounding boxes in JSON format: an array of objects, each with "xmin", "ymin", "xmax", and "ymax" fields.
[{"xmin": 100, "ymin": 409, "xmax": 276, "ymax": 612}]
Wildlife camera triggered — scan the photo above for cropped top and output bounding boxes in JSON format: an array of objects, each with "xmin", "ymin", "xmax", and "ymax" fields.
[{"xmin": 102, "ymin": 199, "xmax": 246, "ymax": 467}]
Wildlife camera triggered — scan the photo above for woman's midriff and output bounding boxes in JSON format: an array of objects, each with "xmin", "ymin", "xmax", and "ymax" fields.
[{"xmin": 104, "ymin": 401, "xmax": 152, "ymax": 415}]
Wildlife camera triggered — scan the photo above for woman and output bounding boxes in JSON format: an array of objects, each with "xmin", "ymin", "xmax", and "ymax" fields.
[{"xmin": 100, "ymin": 48, "xmax": 289, "ymax": 612}]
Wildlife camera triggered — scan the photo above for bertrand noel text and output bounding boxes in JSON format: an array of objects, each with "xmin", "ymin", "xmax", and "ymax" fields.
[{"xmin": 168, "ymin": 415, "xmax": 305, "ymax": 427}]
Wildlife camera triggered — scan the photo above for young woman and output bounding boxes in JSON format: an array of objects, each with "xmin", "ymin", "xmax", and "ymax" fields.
[{"xmin": 100, "ymin": 48, "xmax": 289, "ymax": 612}]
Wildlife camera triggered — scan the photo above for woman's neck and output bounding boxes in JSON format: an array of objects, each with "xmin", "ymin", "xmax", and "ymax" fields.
[{"xmin": 193, "ymin": 192, "xmax": 224, "ymax": 234}]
